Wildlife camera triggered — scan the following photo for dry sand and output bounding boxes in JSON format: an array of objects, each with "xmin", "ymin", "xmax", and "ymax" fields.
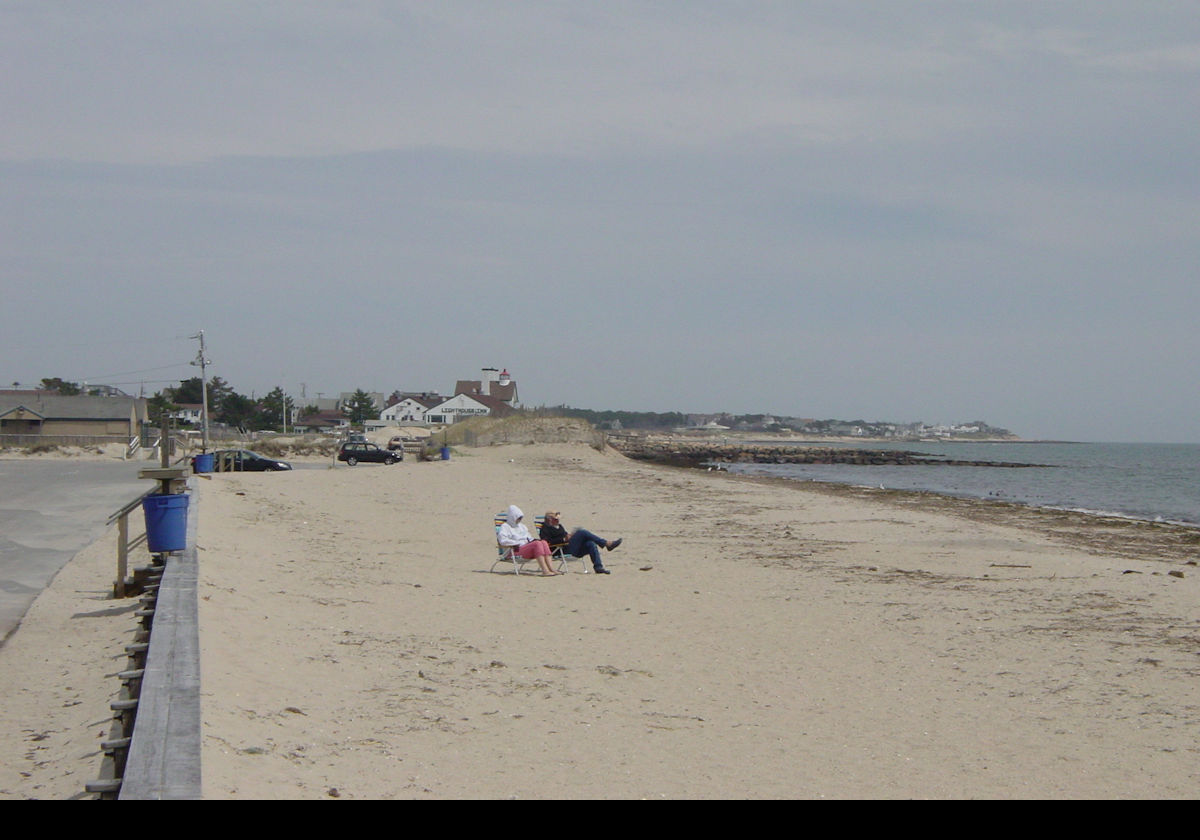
[
  {"xmin": 4, "ymin": 441, "xmax": 1200, "ymax": 799},
  {"xmin": 197, "ymin": 443, "xmax": 1200, "ymax": 799},
  {"xmin": 0, "ymin": 523, "xmax": 139, "ymax": 799}
]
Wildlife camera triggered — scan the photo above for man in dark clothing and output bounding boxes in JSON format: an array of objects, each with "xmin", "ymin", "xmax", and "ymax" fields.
[{"xmin": 539, "ymin": 511, "xmax": 622, "ymax": 575}]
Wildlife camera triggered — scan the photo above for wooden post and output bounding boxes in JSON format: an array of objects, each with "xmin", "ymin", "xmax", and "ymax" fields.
[
  {"xmin": 116, "ymin": 513, "xmax": 128, "ymax": 598},
  {"xmin": 160, "ymin": 416, "xmax": 169, "ymax": 469}
]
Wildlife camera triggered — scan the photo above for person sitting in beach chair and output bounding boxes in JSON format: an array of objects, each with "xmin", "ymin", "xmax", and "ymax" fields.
[
  {"xmin": 496, "ymin": 505, "xmax": 561, "ymax": 576},
  {"xmin": 539, "ymin": 510, "xmax": 622, "ymax": 575}
]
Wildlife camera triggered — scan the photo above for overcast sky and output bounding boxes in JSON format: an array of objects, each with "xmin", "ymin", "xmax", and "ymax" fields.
[{"xmin": 3, "ymin": 2, "xmax": 1197, "ymax": 441}]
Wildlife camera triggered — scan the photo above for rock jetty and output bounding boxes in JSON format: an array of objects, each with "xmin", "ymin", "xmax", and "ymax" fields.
[{"xmin": 608, "ymin": 437, "xmax": 1045, "ymax": 469}]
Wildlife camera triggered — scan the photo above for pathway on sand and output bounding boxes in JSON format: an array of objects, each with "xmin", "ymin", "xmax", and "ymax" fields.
[{"xmin": 0, "ymin": 460, "xmax": 145, "ymax": 642}]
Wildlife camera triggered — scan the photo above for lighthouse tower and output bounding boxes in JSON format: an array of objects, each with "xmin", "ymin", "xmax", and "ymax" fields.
[{"xmin": 479, "ymin": 367, "xmax": 518, "ymax": 405}]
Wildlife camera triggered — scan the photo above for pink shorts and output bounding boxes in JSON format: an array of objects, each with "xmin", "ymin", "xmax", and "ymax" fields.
[{"xmin": 516, "ymin": 540, "xmax": 552, "ymax": 559}]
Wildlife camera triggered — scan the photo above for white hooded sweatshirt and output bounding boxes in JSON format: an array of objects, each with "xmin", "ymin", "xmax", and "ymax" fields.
[{"xmin": 497, "ymin": 505, "xmax": 532, "ymax": 547}]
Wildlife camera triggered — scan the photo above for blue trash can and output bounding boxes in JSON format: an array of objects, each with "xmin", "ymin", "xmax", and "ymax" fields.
[
  {"xmin": 193, "ymin": 452, "xmax": 214, "ymax": 473},
  {"xmin": 440, "ymin": 446, "xmax": 451, "ymax": 460},
  {"xmin": 142, "ymin": 493, "xmax": 190, "ymax": 553}
]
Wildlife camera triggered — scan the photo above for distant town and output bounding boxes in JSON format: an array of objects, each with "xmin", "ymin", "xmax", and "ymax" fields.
[
  {"xmin": 1, "ymin": 367, "xmax": 1016, "ymax": 444},
  {"xmin": 545, "ymin": 407, "xmax": 1015, "ymax": 440}
]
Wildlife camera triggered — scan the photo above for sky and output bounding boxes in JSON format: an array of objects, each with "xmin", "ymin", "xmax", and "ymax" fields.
[{"xmin": 2, "ymin": 2, "xmax": 1197, "ymax": 442}]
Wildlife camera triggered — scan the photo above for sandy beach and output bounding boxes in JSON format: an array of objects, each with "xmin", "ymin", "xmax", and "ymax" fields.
[
  {"xmin": 0, "ymin": 521, "xmax": 139, "ymax": 799},
  {"xmin": 4, "ymin": 441, "xmax": 1200, "ymax": 798}
]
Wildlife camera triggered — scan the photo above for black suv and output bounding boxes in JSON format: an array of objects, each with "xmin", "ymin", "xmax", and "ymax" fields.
[{"xmin": 337, "ymin": 442, "xmax": 402, "ymax": 465}]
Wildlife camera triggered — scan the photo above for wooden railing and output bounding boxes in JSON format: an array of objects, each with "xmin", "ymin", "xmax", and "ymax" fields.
[
  {"xmin": 107, "ymin": 491, "xmax": 154, "ymax": 599},
  {"xmin": 88, "ymin": 479, "xmax": 201, "ymax": 799}
]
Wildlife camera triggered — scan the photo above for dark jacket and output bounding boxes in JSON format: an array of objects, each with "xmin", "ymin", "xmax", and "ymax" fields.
[{"xmin": 539, "ymin": 521, "xmax": 569, "ymax": 547}]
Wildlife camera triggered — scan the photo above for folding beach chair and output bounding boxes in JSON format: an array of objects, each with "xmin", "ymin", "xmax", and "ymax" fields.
[{"xmin": 490, "ymin": 512, "xmax": 568, "ymax": 575}]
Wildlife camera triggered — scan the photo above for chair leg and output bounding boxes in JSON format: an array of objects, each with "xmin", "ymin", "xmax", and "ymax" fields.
[
  {"xmin": 553, "ymin": 547, "xmax": 581, "ymax": 573},
  {"xmin": 493, "ymin": 549, "xmax": 523, "ymax": 575}
]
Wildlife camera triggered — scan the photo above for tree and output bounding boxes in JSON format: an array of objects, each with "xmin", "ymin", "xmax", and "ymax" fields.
[
  {"xmin": 40, "ymin": 377, "xmax": 81, "ymax": 395},
  {"xmin": 217, "ymin": 392, "xmax": 258, "ymax": 429},
  {"xmin": 343, "ymin": 389, "xmax": 379, "ymax": 426},
  {"xmin": 170, "ymin": 377, "xmax": 204, "ymax": 405},
  {"xmin": 208, "ymin": 376, "xmax": 234, "ymax": 406},
  {"xmin": 170, "ymin": 376, "xmax": 235, "ymax": 414},
  {"xmin": 258, "ymin": 387, "xmax": 295, "ymax": 431},
  {"xmin": 147, "ymin": 391, "xmax": 179, "ymax": 425}
]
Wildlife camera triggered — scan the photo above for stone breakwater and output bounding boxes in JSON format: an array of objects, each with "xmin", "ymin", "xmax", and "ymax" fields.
[{"xmin": 608, "ymin": 438, "xmax": 1046, "ymax": 469}]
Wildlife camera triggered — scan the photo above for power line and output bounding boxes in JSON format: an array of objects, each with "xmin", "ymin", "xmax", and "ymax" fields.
[
  {"xmin": 78, "ymin": 362, "xmax": 191, "ymax": 380},
  {"xmin": 7, "ymin": 334, "xmax": 195, "ymax": 352}
]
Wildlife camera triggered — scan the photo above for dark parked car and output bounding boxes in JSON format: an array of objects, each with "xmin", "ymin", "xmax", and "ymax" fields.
[
  {"xmin": 194, "ymin": 449, "xmax": 293, "ymax": 472},
  {"xmin": 337, "ymin": 442, "xmax": 402, "ymax": 465}
]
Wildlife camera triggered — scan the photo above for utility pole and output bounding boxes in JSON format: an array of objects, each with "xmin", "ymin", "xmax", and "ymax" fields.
[{"xmin": 189, "ymin": 331, "xmax": 211, "ymax": 453}]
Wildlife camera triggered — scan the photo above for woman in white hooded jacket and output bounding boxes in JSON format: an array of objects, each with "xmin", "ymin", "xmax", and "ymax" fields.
[{"xmin": 497, "ymin": 505, "xmax": 559, "ymax": 576}]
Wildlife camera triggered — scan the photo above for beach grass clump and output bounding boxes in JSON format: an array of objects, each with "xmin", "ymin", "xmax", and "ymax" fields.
[
  {"xmin": 435, "ymin": 414, "xmax": 600, "ymax": 448},
  {"xmin": 252, "ymin": 436, "xmax": 339, "ymax": 458}
]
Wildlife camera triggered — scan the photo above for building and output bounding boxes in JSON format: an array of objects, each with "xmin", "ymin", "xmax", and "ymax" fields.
[
  {"xmin": 292, "ymin": 412, "xmax": 350, "ymax": 434},
  {"xmin": 454, "ymin": 367, "xmax": 518, "ymax": 406},
  {"xmin": 380, "ymin": 395, "xmax": 445, "ymax": 425},
  {"xmin": 425, "ymin": 393, "xmax": 515, "ymax": 425},
  {"xmin": 0, "ymin": 393, "xmax": 148, "ymax": 442},
  {"xmin": 358, "ymin": 368, "xmax": 521, "ymax": 427},
  {"xmin": 171, "ymin": 403, "xmax": 204, "ymax": 425}
]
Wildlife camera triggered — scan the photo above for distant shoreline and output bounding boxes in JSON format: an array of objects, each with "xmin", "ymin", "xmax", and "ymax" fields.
[{"xmin": 650, "ymin": 430, "xmax": 1195, "ymax": 446}]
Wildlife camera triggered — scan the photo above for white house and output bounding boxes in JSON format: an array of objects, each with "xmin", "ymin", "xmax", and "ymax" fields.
[
  {"xmin": 171, "ymin": 404, "xmax": 204, "ymax": 425},
  {"xmin": 381, "ymin": 395, "xmax": 444, "ymax": 425},
  {"xmin": 424, "ymin": 393, "xmax": 502, "ymax": 425}
]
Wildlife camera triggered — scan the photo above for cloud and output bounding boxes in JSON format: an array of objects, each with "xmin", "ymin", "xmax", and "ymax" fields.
[{"xmin": 2, "ymin": 2, "xmax": 1199, "ymax": 441}]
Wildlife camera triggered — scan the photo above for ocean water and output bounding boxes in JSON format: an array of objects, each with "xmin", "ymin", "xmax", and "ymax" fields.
[{"xmin": 724, "ymin": 441, "xmax": 1200, "ymax": 527}]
